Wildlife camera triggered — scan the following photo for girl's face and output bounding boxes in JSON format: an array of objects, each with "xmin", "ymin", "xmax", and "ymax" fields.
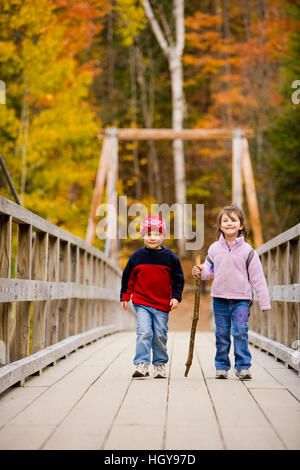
[
  {"xmin": 220, "ymin": 212, "xmax": 243, "ymax": 239},
  {"xmin": 143, "ymin": 231, "xmax": 164, "ymax": 250}
]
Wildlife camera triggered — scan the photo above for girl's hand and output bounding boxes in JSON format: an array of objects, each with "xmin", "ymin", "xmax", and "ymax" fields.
[
  {"xmin": 120, "ymin": 301, "xmax": 128, "ymax": 311},
  {"xmin": 192, "ymin": 265, "xmax": 203, "ymax": 277},
  {"xmin": 170, "ymin": 298, "xmax": 179, "ymax": 310}
]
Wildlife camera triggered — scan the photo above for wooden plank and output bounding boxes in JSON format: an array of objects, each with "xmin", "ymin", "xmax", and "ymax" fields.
[
  {"xmin": 103, "ymin": 334, "xmax": 175, "ymax": 450},
  {"xmin": 78, "ymin": 249, "xmax": 87, "ymax": 333},
  {"xmin": 15, "ymin": 224, "xmax": 32, "ymax": 360},
  {"xmin": 250, "ymin": 389, "xmax": 300, "ymax": 449},
  {"xmin": 58, "ymin": 241, "xmax": 70, "ymax": 341},
  {"xmin": 242, "ymin": 360, "xmax": 285, "ymax": 390},
  {"xmin": 196, "ymin": 334, "xmax": 284, "ymax": 450},
  {"xmin": 0, "ymin": 424, "xmax": 55, "ymax": 450},
  {"xmin": 0, "ymin": 214, "xmax": 11, "ymax": 278},
  {"xmin": 45, "ymin": 236, "xmax": 60, "ymax": 347},
  {"xmin": 0, "ymin": 214, "xmax": 12, "ymax": 364},
  {"xmin": 248, "ymin": 331, "xmax": 300, "ymax": 373},
  {"xmin": 0, "ymin": 278, "xmax": 121, "ymax": 302},
  {"xmin": 0, "ymin": 325, "xmax": 116, "ymax": 394},
  {"xmin": 0, "ymin": 332, "xmax": 132, "ymax": 450},
  {"xmin": 0, "ymin": 386, "xmax": 47, "ymax": 428},
  {"xmin": 248, "ymin": 341, "xmax": 287, "ymax": 369},
  {"xmin": 69, "ymin": 245, "xmax": 79, "ymax": 335},
  {"xmin": 32, "ymin": 232, "xmax": 48, "ymax": 353},
  {"xmin": 165, "ymin": 332, "xmax": 223, "ymax": 449},
  {"xmin": 98, "ymin": 128, "xmax": 254, "ymax": 141},
  {"xmin": 21, "ymin": 332, "xmax": 117, "ymax": 388},
  {"xmin": 5, "ymin": 277, "xmax": 299, "ymax": 304},
  {"xmin": 256, "ymin": 223, "xmax": 300, "ymax": 256},
  {"xmin": 262, "ymin": 368, "xmax": 300, "ymax": 402},
  {"xmin": 43, "ymin": 335, "xmax": 135, "ymax": 450}
]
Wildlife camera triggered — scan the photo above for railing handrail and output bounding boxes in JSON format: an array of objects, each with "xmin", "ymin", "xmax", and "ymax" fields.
[
  {"xmin": 256, "ymin": 223, "xmax": 300, "ymax": 256},
  {"xmin": 0, "ymin": 195, "xmax": 135, "ymax": 388},
  {"xmin": 249, "ymin": 222, "xmax": 300, "ymax": 374},
  {"xmin": 0, "ymin": 195, "xmax": 121, "ymax": 275}
]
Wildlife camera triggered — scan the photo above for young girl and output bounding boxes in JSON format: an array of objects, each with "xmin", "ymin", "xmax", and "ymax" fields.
[{"xmin": 192, "ymin": 205, "xmax": 271, "ymax": 380}]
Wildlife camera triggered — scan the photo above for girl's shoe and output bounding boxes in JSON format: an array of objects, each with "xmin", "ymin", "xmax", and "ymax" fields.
[
  {"xmin": 153, "ymin": 364, "xmax": 167, "ymax": 378},
  {"xmin": 215, "ymin": 370, "xmax": 228, "ymax": 379},
  {"xmin": 132, "ymin": 363, "xmax": 149, "ymax": 378},
  {"xmin": 235, "ymin": 369, "xmax": 252, "ymax": 380}
]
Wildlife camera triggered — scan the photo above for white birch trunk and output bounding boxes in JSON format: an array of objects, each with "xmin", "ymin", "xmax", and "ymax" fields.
[{"xmin": 143, "ymin": 0, "xmax": 186, "ymax": 256}]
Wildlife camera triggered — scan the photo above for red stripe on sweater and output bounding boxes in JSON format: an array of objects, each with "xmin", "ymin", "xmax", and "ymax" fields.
[{"xmin": 122, "ymin": 264, "xmax": 173, "ymax": 312}]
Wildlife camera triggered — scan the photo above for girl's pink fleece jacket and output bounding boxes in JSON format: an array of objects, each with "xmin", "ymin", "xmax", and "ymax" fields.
[{"xmin": 200, "ymin": 234, "xmax": 271, "ymax": 310}]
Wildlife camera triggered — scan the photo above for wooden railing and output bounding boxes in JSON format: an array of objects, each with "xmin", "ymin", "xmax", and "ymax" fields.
[
  {"xmin": 249, "ymin": 223, "xmax": 300, "ymax": 374},
  {"xmin": 0, "ymin": 195, "xmax": 135, "ymax": 391}
]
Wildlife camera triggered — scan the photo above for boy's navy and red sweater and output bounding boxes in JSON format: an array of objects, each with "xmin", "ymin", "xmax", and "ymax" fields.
[{"xmin": 120, "ymin": 246, "xmax": 184, "ymax": 312}]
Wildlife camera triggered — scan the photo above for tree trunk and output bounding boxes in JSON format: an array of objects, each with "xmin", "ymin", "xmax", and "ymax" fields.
[
  {"xmin": 170, "ymin": 53, "xmax": 186, "ymax": 255},
  {"xmin": 135, "ymin": 44, "xmax": 162, "ymax": 202},
  {"xmin": 129, "ymin": 46, "xmax": 142, "ymax": 201},
  {"xmin": 143, "ymin": 0, "xmax": 186, "ymax": 256},
  {"xmin": 222, "ymin": 0, "xmax": 233, "ymax": 126}
]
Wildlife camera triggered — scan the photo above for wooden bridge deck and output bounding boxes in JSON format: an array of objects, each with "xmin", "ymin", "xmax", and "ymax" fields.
[{"xmin": 0, "ymin": 331, "xmax": 299, "ymax": 450}]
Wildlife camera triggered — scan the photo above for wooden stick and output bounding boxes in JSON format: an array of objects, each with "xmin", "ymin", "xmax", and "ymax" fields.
[{"xmin": 184, "ymin": 255, "xmax": 201, "ymax": 377}]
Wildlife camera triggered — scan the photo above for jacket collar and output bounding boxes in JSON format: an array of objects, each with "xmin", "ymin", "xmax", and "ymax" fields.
[{"xmin": 219, "ymin": 233, "xmax": 245, "ymax": 249}]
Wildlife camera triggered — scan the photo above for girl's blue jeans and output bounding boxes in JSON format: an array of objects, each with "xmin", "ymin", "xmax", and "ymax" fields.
[
  {"xmin": 133, "ymin": 303, "xmax": 169, "ymax": 365},
  {"xmin": 213, "ymin": 297, "xmax": 252, "ymax": 371}
]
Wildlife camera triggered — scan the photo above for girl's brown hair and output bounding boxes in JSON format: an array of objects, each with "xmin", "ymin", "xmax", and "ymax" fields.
[{"xmin": 215, "ymin": 205, "xmax": 248, "ymax": 241}]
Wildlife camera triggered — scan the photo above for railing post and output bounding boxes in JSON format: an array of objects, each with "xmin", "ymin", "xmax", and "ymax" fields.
[
  {"xmin": 0, "ymin": 214, "xmax": 12, "ymax": 365},
  {"xmin": 15, "ymin": 224, "xmax": 32, "ymax": 360},
  {"xmin": 260, "ymin": 253, "xmax": 268, "ymax": 337},
  {"xmin": 86, "ymin": 253, "xmax": 94, "ymax": 329},
  {"xmin": 32, "ymin": 232, "xmax": 48, "ymax": 353},
  {"xmin": 268, "ymin": 249, "xmax": 276, "ymax": 340},
  {"xmin": 58, "ymin": 240, "xmax": 71, "ymax": 341},
  {"xmin": 45, "ymin": 236, "xmax": 60, "ymax": 346},
  {"xmin": 69, "ymin": 245, "xmax": 79, "ymax": 335},
  {"xmin": 282, "ymin": 242, "xmax": 290, "ymax": 349},
  {"xmin": 78, "ymin": 249, "xmax": 87, "ymax": 333}
]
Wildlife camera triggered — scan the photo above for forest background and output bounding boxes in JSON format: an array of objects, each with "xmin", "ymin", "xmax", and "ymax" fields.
[{"xmin": 0, "ymin": 0, "xmax": 299, "ymax": 269}]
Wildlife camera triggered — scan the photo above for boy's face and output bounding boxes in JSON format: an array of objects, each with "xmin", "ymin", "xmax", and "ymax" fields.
[{"xmin": 143, "ymin": 231, "xmax": 164, "ymax": 250}]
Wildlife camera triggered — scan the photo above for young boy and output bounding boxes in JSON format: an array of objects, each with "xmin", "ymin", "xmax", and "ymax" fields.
[{"xmin": 120, "ymin": 215, "xmax": 184, "ymax": 379}]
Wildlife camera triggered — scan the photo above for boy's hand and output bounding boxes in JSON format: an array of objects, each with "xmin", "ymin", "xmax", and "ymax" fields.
[
  {"xmin": 192, "ymin": 265, "xmax": 203, "ymax": 277},
  {"xmin": 170, "ymin": 298, "xmax": 179, "ymax": 310},
  {"xmin": 120, "ymin": 301, "xmax": 128, "ymax": 311}
]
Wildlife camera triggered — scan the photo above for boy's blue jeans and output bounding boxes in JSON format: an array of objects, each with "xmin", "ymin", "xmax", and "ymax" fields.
[
  {"xmin": 213, "ymin": 297, "xmax": 252, "ymax": 371},
  {"xmin": 133, "ymin": 303, "xmax": 169, "ymax": 365}
]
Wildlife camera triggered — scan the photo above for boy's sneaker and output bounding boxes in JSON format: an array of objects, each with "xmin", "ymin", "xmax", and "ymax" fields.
[
  {"xmin": 153, "ymin": 364, "xmax": 167, "ymax": 378},
  {"xmin": 235, "ymin": 369, "xmax": 252, "ymax": 380},
  {"xmin": 132, "ymin": 363, "xmax": 149, "ymax": 378},
  {"xmin": 215, "ymin": 370, "xmax": 228, "ymax": 379}
]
